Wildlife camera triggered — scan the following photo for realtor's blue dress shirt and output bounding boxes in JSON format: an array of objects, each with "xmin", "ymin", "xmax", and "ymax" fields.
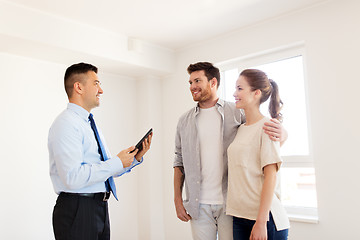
[{"xmin": 48, "ymin": 103, "xmax": 142, "ymax": 195}]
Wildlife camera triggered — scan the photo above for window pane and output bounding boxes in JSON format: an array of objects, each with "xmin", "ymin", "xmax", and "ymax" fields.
[
  {"xmin": 253, "ymin": 56, "xmax": 309, "ymax": 156},
  {"xmin": 223, "ymin": 69, "xmax": 239, "ymax": 101},
  {"xmin": 280, "ymin": 167, "xmax": 318, "ymax": 208}
]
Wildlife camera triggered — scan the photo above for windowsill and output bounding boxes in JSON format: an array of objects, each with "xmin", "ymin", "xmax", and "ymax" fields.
[{"xmin": 288, "ymin": 214, "xmax": 319, "ymax": 224}]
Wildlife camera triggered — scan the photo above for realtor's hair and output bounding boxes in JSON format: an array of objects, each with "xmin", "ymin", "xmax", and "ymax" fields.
[{"xmin": 64, "ymin": 62, "xmax": 98, "ymax": 98}]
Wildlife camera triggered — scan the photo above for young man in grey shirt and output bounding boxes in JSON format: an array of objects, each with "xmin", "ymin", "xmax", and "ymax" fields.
[{"xmin": 173, "ymin": 62, "xmax": 287, "ymax": 240}]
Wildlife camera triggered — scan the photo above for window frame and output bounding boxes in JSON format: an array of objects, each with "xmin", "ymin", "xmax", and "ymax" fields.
[{"xmin": 217, "ymin": 42, "xmax": 319, "ymax": 223}]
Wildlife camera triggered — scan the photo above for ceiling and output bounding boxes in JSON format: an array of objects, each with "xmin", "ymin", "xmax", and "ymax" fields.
[{"xmin": 7, "ymin": 0, "xmax": 327, "ymax": 50}]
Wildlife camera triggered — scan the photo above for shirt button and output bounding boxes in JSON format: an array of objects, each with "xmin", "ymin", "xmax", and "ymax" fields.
[
  {"xmin": 195, "ymin": 198, "xmax": 198, "ymax": 202},
  {"xmin": 197, "ymin": 181, "xmax": 200, "ymax": 184}
]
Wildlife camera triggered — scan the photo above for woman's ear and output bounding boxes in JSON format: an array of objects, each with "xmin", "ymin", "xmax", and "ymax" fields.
[{"xmin": 254, "ymin": 89, "xmax": 262, "ymax": 98}]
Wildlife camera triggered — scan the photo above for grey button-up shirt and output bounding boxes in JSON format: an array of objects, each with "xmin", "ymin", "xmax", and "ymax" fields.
[{"xmin": 174, "ymin": 99, "xmax": 245, "ymax": 219}]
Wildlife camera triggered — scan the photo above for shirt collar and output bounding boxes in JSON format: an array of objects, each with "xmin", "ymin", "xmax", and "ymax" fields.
[
  {"xmin": 67, "ymin": 103, "xmax": 91, "ymax": 121},
  {"xmin": 194, "ymin": 98, "xmax": 224, "ymax": 114}
]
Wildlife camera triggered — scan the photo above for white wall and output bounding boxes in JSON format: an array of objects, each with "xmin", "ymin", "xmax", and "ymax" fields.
[
  {"xmin": 0, "ymin": 0, "xmax": 175, "ymax": 77},
  {"xmin": 161, "ymin": 0, "xmax": 360, "ymax": 239},
  {"xmin": 0, "ymin": 53, "xmax": 65, "ymax": 240},
  {"xmin": 135, "ymin": 76, "xmax": 166, "ymax": 240}
]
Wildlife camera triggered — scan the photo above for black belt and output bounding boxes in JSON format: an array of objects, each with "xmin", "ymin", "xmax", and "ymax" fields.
[{"xmin": 60, "ymin": 192, "xmax": 111, "ymax": 202}]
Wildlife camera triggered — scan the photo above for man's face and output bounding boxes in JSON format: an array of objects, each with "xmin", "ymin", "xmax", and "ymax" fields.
[
  {"xmin": 81, "ymin": 71, "xmax": 103, "ymax": 111},
  {"xmin": 188, "ymin": 70, "xmax": 213, "ymax": 103}
]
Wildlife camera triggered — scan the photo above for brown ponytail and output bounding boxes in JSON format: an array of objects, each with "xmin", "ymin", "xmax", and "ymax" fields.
[{"xmin": 268, "ymin": 79, "xmax": 283, "ymax": 122}]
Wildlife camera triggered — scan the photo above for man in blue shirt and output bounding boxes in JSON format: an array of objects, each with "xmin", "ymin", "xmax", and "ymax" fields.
[{"xmin": 48, "ymin": 62, "xmax": 152, "ymax": 240}]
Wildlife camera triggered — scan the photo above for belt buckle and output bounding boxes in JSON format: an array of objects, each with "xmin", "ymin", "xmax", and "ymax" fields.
[{"xmin": 103, "ymin": 192, "xmax": 110, "ymax": 202}]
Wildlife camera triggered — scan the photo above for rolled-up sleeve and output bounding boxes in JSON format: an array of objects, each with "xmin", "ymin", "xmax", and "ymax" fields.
[{"xmin": 173, "ymin": 120, "xmax": 183, "ymax": 168}]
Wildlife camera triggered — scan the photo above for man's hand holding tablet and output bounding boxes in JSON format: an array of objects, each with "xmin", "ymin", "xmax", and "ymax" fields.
[{"xmin": 130, "ymin": 128, "xmax": 153, "ymax": 161}]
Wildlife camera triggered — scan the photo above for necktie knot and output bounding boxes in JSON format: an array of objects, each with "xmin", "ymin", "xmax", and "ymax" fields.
[{"xmin": 88, "ymin": 113, "xmax": 94, "ymax": 122}]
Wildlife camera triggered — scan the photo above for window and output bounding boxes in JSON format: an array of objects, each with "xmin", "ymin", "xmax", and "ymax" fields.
[{"xmin": 218, "ymin": 45, "xmax": 318, "ymax": 223}]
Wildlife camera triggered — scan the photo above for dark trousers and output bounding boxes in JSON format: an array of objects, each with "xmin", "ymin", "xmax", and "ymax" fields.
[
  {"xmin": 53, "ymin": 193, "xmax": 110, "ymax": 240},
  {"xmin": 233, "ymin": 213, "xmax": 288, "ymax": 240}
]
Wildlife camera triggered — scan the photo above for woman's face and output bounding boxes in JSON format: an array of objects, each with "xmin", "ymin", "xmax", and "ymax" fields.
[{"xmin": 233, "ymin": 75, "xmax": 258, "ymax": 110}]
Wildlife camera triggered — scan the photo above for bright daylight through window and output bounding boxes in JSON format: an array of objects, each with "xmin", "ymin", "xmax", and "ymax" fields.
[{"xmin": 219, "ymin": 53, "xmax": 318, "ymax": 222}]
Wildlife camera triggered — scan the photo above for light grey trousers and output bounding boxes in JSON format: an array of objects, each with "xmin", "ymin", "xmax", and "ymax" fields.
[{"xmin": 190, "ymin": 204, "xmax": 233, "ymax": 240}]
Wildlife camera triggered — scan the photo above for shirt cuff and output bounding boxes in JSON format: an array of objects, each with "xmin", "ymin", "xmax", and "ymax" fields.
[{"xmin": 114, "ymin": 157, "xmax": 143, "ymax": 177}]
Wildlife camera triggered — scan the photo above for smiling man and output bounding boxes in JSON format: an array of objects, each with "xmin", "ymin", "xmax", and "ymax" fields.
[
  {"xmin": 48, "ymin": 62, "xmax": 152, "ymax": 240},
  {"xmin": 173, "ymin": 62, "xmax": 287, "ymax": 240}
]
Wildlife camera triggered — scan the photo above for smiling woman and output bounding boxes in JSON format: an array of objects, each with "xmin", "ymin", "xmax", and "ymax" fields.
[{"xmin": 218, "ymin": 46, "xmax": 318, "ymax": 223}]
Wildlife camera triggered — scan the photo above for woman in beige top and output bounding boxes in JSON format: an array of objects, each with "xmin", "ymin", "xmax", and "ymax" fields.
[{"xmin": 227, "ymin": 69, "xmax": 290, "ymax": 240}]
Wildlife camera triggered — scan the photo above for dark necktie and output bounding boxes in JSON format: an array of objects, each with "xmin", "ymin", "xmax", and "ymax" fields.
[{"xmin": 88, "ymin": 113, "xmax": 118, "ymax": 200}]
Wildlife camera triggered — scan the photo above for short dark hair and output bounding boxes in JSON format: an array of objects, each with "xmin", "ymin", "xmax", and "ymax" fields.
[
  {"xmin": 64, "ymin": 62, "xmax": 98, "ymax": 98},
  {"xmin": 187, "ymin": 62, "xmax": 220, "ymax": 88}
]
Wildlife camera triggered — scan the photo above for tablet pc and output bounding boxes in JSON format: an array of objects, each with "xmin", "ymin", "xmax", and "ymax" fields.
[{"xmin": 130, "ymin": 128, "xmax": 153, "ymax": 153}]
